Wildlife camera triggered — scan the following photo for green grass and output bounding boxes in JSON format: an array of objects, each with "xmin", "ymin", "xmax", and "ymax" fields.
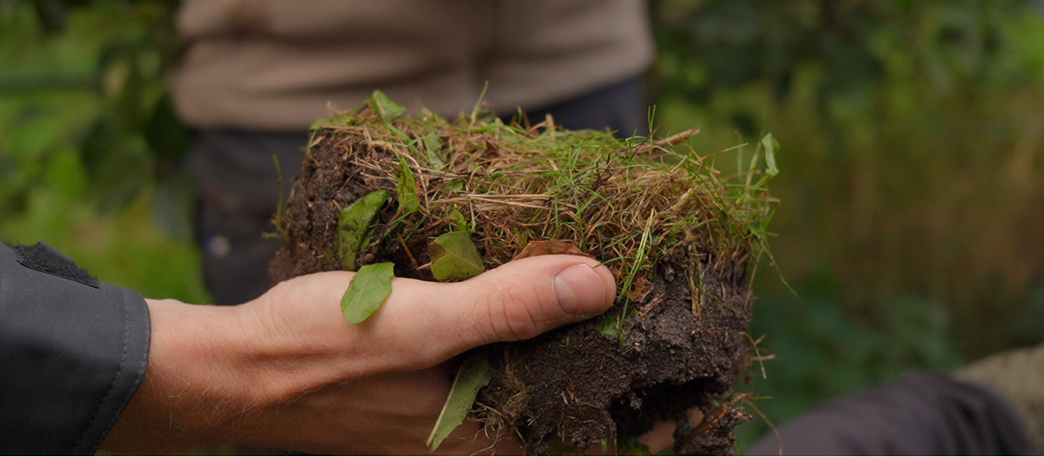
[
  {"xmin": 654, "ymin": 1, "xmax": 1044, "ymax": 449},
  {"xmin": 308, "ymin": 94, "xmax": 778, "ymax": 324}
]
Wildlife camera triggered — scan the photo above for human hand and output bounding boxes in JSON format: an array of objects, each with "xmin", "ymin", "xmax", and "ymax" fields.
[{"xmin": 101, "ymin": 255, "xmax": 615, "ymax": 454}]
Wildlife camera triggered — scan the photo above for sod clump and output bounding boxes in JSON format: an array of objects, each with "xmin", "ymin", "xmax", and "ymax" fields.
[{"xmin": 269, "ymin": 92, "xmax": 778, "ymax": 455}]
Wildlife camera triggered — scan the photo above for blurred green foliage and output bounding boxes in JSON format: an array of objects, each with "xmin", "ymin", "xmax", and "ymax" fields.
[
  {"xmin": 0, "ymin": 0, "xmax": 204, "ymax": 302},
  {"xmin": 3, "ymin": 0, "xmax": 1044, "ymax": 452},
  {"xmin": 650, "ymin": 0, "xmax": 1044, "ymax": 447}
]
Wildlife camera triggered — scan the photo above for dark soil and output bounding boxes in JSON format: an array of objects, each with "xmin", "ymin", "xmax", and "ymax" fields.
[
  {"xmin": 477, "ymin": 261, "xmax": 753, "ymax": 455},
  {"xmin": 270, "ymin": 127, "xmax": 756, "ymax": 455}
]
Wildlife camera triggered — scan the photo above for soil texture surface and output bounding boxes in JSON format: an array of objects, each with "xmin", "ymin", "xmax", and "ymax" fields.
[{"xmin": 269, "ymin": 102, "xmax": 766, "ymax": 454}]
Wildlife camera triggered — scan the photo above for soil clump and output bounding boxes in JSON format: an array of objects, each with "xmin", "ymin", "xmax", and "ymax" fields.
[{"xmin": 269, "ymin": 96, "xmax": 773, "ymax": 454}]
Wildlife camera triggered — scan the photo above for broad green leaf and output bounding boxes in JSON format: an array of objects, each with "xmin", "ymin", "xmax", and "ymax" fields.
[
  {"xmin": 429, "ymin": 231, "xmax": 485, "ymax": 281},
  {"xmin": 341, "ymin": 262, "xmax": 395, "ymax": 324},
  {"xmin": 762, "ymin": 133, "xmax": 779, "ymax": 177},
  {"xmin": 426, "ymin": 352, "xmax": 491, "ymax": 451},
  {"xmin": 396, "ymin": 156, "xmax": 420, "ymax": 216},
  {"xmin": 337, "ymin": 190, "xmax": 390, "ymax": 271},
  {"xmin": 371, "ymin": 90, "xmax": 407, "ymax": 119}
]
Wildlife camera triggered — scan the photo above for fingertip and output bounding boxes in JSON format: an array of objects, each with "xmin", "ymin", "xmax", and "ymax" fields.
[
  {"xmin": 553, "ymin": 263, "xmax": 616, "ymax": 317},
  {"xmin": 593, "ymin": 262, "xmax": 618, "ymax": 310}
]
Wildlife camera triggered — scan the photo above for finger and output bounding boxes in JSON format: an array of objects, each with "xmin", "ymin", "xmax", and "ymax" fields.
[
  {"xmin": 253, "ymin": 255, "xmax": 615, "ymax": 376},
  {"xmin": 369, "ymin": 255, "xmax": 616, "ymax": 370}
]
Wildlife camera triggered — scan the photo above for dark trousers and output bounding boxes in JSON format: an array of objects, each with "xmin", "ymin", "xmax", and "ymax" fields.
[{"xmin": 748, "ymin": 372, "xmax": 1035, "ymax": 455}]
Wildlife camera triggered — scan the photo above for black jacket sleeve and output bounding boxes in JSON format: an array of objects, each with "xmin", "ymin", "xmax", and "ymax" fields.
[{"xmin": 0, "ymin": 242, "xmax": 150, "ymax": 455}]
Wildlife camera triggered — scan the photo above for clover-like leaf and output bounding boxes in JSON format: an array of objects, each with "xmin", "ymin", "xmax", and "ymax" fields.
[
  {"xmin": 337, "ymin": 189, "xmax": 390, "ymax": 271},
  {"xmin": 429, "ymin": 231, "xmax": 485, "ymax": 281},
  {"xmin": 450, "ymin": 209, "xmax": 468, "ymax": 232},
  {"xmin": 371, "ymin": 90, "xmax": 407, "ymax": 119},
  {"xmin": 426, "ymin": 352, "xmax": 491, "ymax": 451},
  {"xmin": 341, "ymin": 262, "xmax": 395, "ymax": 324},
  {"xmin": 396, "ymin": 156, "xmax": 420, "ymax": 216}
]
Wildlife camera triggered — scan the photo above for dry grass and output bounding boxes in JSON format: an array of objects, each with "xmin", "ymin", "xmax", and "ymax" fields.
[{"xmin": 307, "ymin": 93, "xmax": 779, "ymax": 307}]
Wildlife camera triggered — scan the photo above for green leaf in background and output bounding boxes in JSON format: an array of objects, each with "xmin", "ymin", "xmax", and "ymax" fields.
[
  {"xmin": 341, "ymin": 262, "xmax": 395, "ymax": 324},
  {"xmin": 396, "ymin": 156, "xmax": 420, "ymax": 216},
  {"xmin": 762, "ymin": 133, "xmax": 779, "ymax": 177},
  {"xmin": 311, "ymin": 113, "xmax": 357, "ymax": 131},
  {"xmin": 337, "ymin": 189, "xmax": 390, "ymax": 271},
  {"xmin": 426, "ymin": 352, "xmax": 491, "ymax": 451},
  {"xmin": 428, "ymin": 231, "xmax": 485, "ymax": 281},
  {"xmin": 144, "ymin": 94, "xmax": 191, "ymax": 167},
  {"xmin": 419, "ymin": 133, "xmax": 446, "ymax": 169},
  {"xmin": 450, "ymin": 209, "xmax": 468, "ymax": 232},
  {"xmin": 445, "ymin": 179, "xmax": 464, "ymax": 193},
  {"xmin": 78, "ymin": 115, "xmax": 153, "ymax": 214},
  {"xmin": 371, "ymin": 90, "xmax": 407, "ymax": 119}
]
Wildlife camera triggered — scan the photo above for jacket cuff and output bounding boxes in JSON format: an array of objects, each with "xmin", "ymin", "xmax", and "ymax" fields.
[{"xmin": 0, "ymin": 242, "xmax": 150, "ymax": 454}]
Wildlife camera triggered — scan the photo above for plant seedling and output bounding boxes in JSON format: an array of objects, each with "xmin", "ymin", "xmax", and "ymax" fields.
[
  {"xmin": 428, "ymin": 231, "xmax": 485, "ymax": 281},
  {"xmin": 337, "ymin": 189, "xmax": 390, "ymax": 271}
]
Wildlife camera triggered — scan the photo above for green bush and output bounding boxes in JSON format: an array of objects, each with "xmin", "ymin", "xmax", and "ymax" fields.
[
  {"xmin": 0, "ymin": 0, "xmax": 204, "ymax": 302},
  {"xmin": 652, "ymin": 0, "xmax": 1044, "ymax": 445}
]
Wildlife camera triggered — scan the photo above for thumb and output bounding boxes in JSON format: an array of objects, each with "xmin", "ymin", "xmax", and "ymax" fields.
[{"xmin": 366, "ymin": 255, "xmax": 616, "ymax": 370}]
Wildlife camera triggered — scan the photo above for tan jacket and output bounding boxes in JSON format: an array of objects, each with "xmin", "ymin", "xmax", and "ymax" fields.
[{"xmin": 171, "ymin": 0, "xmax": 654, "ymax": 131}]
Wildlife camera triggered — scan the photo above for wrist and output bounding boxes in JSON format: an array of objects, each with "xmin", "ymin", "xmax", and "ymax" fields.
[
  {"xmin": 102, "ymin": 298, "xmax": 259, "ymax": 453},
  {"xmin": 231, "ymin": 278, "xmax": 362, "ymax": 403}
]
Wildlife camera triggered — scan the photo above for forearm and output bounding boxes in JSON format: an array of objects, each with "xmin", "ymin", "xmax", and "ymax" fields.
[{"xmin": 101, "ymin": 297, "xmax": 311, "ymax": 454}]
